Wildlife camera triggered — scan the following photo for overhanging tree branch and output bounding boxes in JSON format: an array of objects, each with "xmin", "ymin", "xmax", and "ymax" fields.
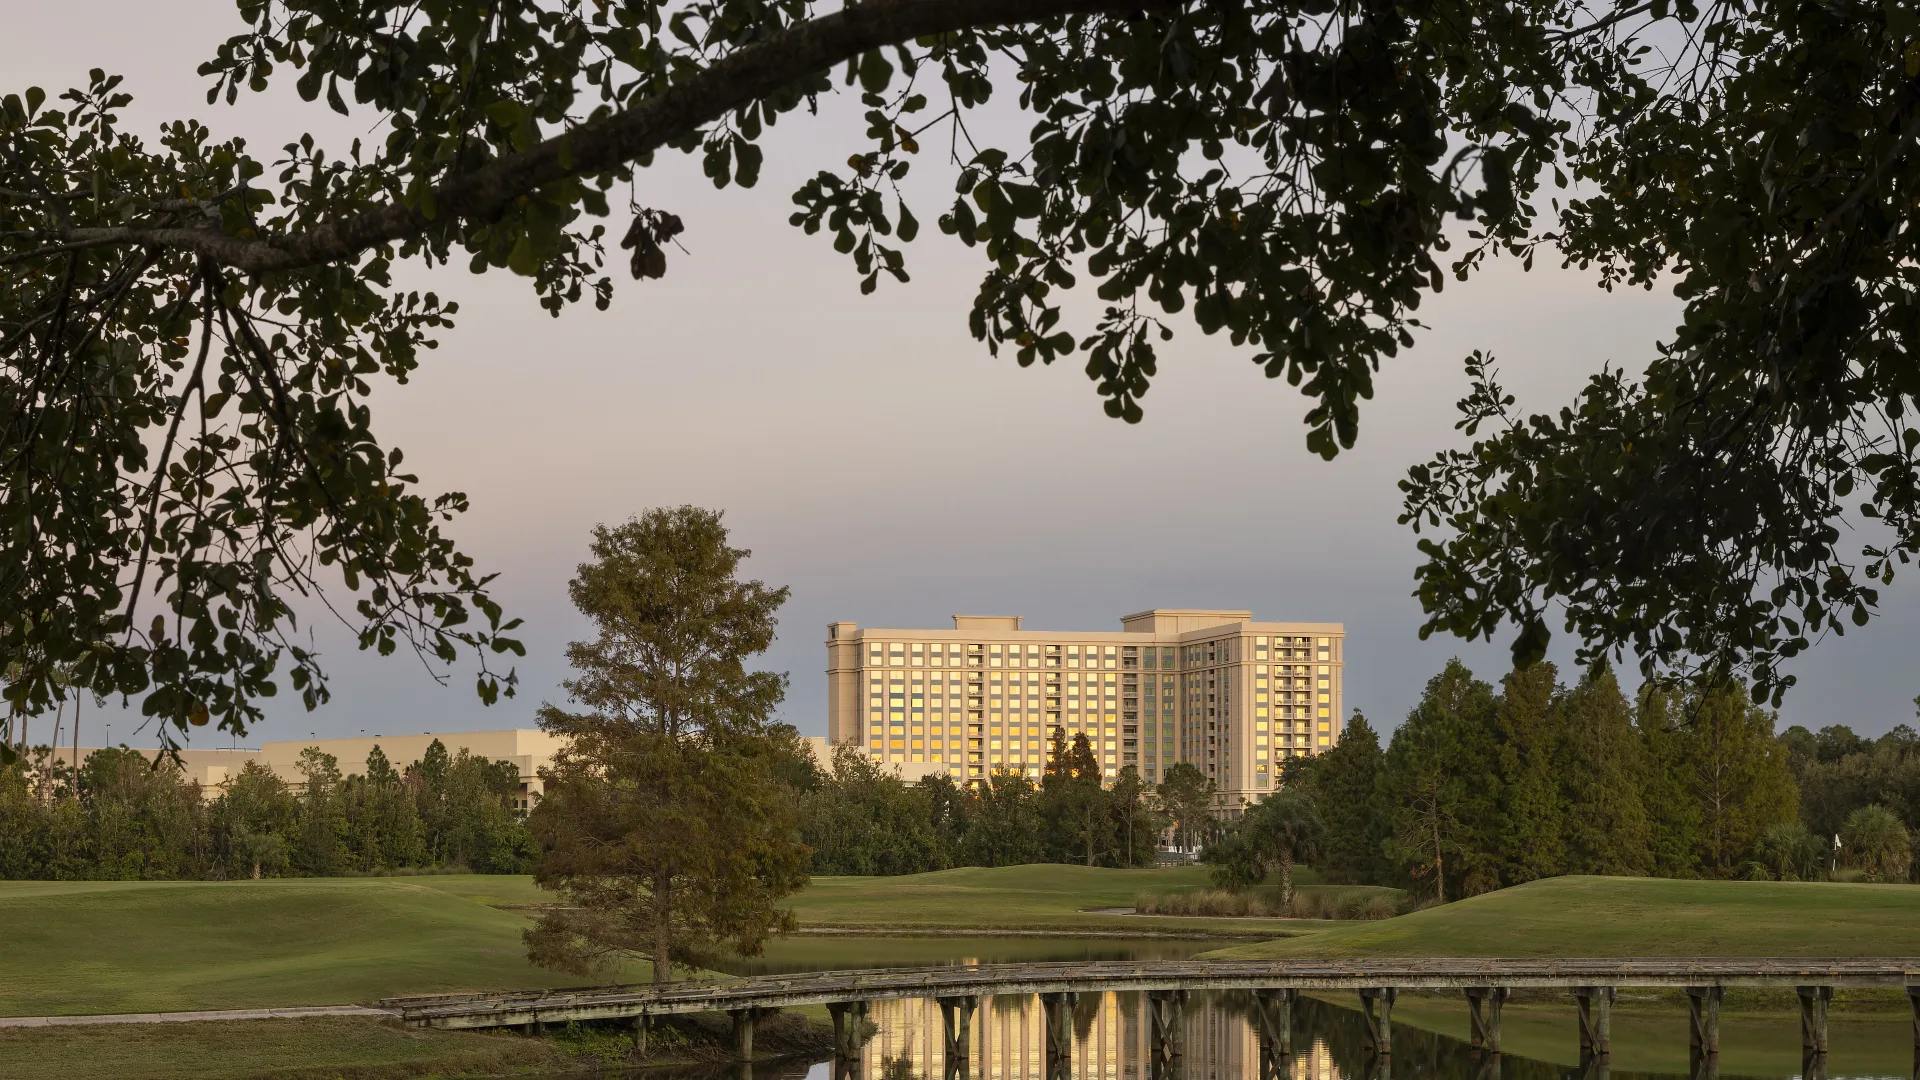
[{"xmin": 42, "ymin": 0, "xmax": 1175, "ymax": 275}]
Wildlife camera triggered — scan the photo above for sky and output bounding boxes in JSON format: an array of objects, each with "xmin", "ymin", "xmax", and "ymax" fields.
[{"xmin": 8, "ymin": 2, "xmax": 1919, "ymax": 751}]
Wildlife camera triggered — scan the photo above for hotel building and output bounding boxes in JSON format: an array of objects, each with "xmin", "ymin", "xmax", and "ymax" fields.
[{"xmin": 824, "ymin": 609, "xmax": 1345, "ymax": 805}]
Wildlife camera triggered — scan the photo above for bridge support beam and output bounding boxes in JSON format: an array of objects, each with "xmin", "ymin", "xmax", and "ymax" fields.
[
  {"xmin": 1906, "ymin": 985, "xmax": 1919, "ymax": 1055},
  {"xmin": 1359, "ymin": 988, "xmax": 1395, "ymax": 1056},
  {"xmin": 731, "ymin": 1007, "xmax": 766, "ymax": 1061},
  {"xmin": 1148, "ymin": 989, "xmax": 1187, "ymax": 1069},
  {"xmin": 938, "ymin": 996, "xmax": 977, "ymax": 1078},
  {"xmin": 1253, "ymin": 988, "xmax": 1293, "ymax": 1080},
  {"xmin": 633, "ymin": 1013, "xmax": 649, "ymax": 1056},
  {"xmin": 1041, "ymin": 992, "xmax": 1077, "ymax": 1077},
  {"xmin": 1686, "ymin": 986, "xmax": 1723, "ymax": 1060},
  {"xmin": 1798, "ymin": 985, "xmax": 1832, "ymax": 1056},
  {"xmin": 1574, "ymin": 986, "xmax": 1613, "ymax": 1058},
  {"xmin": 828, "ymin": 1001, "xmax": 869, "ymax": 1059},
  {"xmin": 1466, "ymin": 987, "xmax": 1507, "ymax": 1053}
]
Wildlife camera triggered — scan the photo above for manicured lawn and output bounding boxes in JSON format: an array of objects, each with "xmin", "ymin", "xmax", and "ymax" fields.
[
  {"xmin": 0, "ymin": 866, "xmax": 1301, "ymax": 1019},
  {"xmin": 0, "ymin": 877, "xmax": 646, "ymax": 1017},
  {"xmin": 784, "ymin": 864, "xmax": 1311, "ymax": 935},
  {"xmin": 0, "ymin": 1016, "xmax": 555, "ymax": 1080},
  {"xmin": 1207, "ymin": 875, "xmax": 1920, "ymax": 958}
]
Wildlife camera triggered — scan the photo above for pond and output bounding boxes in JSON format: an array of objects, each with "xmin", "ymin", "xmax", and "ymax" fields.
[{"xmin": 676, "ymin": 939, "xmax": 1920, "ymax": 1080}]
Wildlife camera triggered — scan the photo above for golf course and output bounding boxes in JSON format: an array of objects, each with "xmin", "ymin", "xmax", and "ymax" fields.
[
  {"xmin": 1204, "ymin": 875, "xmax": 1920, "ymax": 959},
  {"xmin": 9, "ymin": 868, "xmax": 1920, "ymax": 1019}
]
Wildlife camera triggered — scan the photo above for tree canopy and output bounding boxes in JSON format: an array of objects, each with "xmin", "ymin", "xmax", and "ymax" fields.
[{"xmin": 4, "ymin": 0, "xmax": 1915, "ymax": 745}]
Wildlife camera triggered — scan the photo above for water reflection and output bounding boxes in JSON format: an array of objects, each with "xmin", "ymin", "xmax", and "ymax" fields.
[{"xmin": 803, "ymin": 993, "xmax": 1917, "ymax": 1080}]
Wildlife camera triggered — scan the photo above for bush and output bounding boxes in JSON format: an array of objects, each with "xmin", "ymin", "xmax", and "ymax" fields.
[
  {"xmin": 1133, "ymin": 885, "xmax": 1402, "ymax": 919},
  {"xmin": 1134, "ymin": 889, "xmax": 1281, "ymax": 917}
]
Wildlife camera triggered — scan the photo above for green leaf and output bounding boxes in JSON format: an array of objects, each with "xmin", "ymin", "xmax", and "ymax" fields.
[{"xmin": 858, "ymin": 50, "xmax": 894, "ymax": 94}]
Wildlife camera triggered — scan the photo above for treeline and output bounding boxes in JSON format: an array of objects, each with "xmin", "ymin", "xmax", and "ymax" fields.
[
  {"xmin": 1285, "ymin": 659, "xmax": 1915, "ymax": 896},
  {"xmin": 0, "ymin": 739, "xmax": 531, "ymax": 879},
  {"xmin": 794, "ymin": 736, "xmax": 1189, "ymax": 874}
]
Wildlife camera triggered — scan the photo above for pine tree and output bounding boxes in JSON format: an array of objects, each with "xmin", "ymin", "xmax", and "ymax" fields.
[
  {"xmin": 1495, "ymin": 663, "xmax": 1565, "ymax": 884},
  {"xmin": 1156, "ymin": 762, "xmax": 1216, "ymax": 854},
  {"xmin": 1557, "ymin": 661, "xmax": 1652, "ymax": 875},
  {"xmin": 527, "ymin": 507, "xmax": 809, "ymax": 983},
  {"xmin": 1382, "ymin": 660, "xmax": 1501, "ymax": 899},
  {"xmin": 1295, "ymin": 712, "xmax": 1387, "ymax": 884},
  {"xmin": 1682, "ymin": 680, "xmax": 1800, "ymax": 875},
  {"xmin": 1637, "ymin": 685, "xmax": 1704, "ymax": 877}
]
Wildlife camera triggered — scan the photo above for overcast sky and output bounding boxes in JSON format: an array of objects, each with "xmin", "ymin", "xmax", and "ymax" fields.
[{"xmin": 10, "ymin": 3, "xmax": 1918, "ymax": 750}]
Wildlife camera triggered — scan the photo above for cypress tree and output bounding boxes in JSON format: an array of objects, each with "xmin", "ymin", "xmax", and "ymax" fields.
[
  {"xmin": 1637, "ymin": 685, "xmax": 1704, "ymax": 877},
  {"xmin": 1495, "ymin": 662, "xmax": 1565, "ymax": 884},
  {"xmin": 1297, "ymin": 712, "xmax": 1387, "ymax": 884},
  {"xmin": 1557, "ymin": 661, "xmax": 1652, "ymax": 875},
  {"xmin": 1382, "ymin": 660, "xmax": 1501, "ymax": 899}
]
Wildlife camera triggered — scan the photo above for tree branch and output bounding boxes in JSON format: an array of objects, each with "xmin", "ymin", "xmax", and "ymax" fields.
[{"xmin": 30, "ymin": 0, "xmax": 1175, "ymax": 275}]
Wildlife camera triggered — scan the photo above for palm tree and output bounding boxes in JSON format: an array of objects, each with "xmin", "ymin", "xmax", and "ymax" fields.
[
  {"xmin": 1244, "ymin": 789, "xmax": 1324, "ymax": 911},
  {"xmin": 1840, "ymin": 805, "xmax": 1912, "ymax": 883}
]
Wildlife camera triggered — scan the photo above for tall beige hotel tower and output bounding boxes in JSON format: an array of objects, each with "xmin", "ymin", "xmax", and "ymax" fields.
[{"xmin": 825, "ymin": 610, "xmax": 1345, "ymax": 806}]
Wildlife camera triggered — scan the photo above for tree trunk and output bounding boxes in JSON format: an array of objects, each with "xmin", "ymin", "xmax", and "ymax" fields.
[
  {"xmin": 1278, "ymin": 850, "xmax": 1294, "ymax": 912},
  {"xmin": 652, "ymin": 872, "xmax": 675, "ymax": 984},
  {"xmin": 251, "ymin": 860, "xmax": 261, "ymax": 880},
  {"xmin": 1432, "ymin": 806, "xmax": 1445, "ymax": 904}
]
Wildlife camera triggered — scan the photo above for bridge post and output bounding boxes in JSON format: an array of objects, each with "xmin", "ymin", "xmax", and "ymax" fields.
[
  {"xmin": 1797, "ymin": 985, "xmax": 1832, "ymax": 1056},
  {"xmin": 1466, "ymin": 987, "xmax": 1507, "ymax": 1053},
  {"xmin": 1041, "ymin": 992, "xmax": 1077, "ymax": 1077},
  {"xmin": 1906, "ymin": 985, "xmax": 1919, "ymax": 1056},
  {"xmin": 732, "ymin": 1007, "xmax": 762, "ymax": 1061},
  {"xmin": 1574, "ymin": 986, "xmax": 1613, "ymax": 1057},
  {"xmin": 1253, "ymin": 988, "xmax": 1293, "ymax": 1080},
  {"xmin": 1686, "ymin": 986, "xmax": 1722, "ymax": 1059},
  {"xmin": 1148, "ymin": 989, "xmax": 1187, "ymax": 1069},
  {"xmin": 938, "ymin": 996, "xmax": 977, "ymax": 1078},
  {"xmin": 828, "ymin": 1001, "xmax": 868, "ymax": 1059},
  {"xmin": 1474, "ymin": 1049, "xmax": 1503, "ymax": 1080},
  {"xmin": 633, "ymin": 1013, "xmax": 649, "ymax": 1056},
  {"xmin": 1358, "ymin": 988, "xmax": 1395, "ymax": 1056},
  {"xmin": 1254, "ymin": 988, "xmax": 1293, "ymax": 1056}
]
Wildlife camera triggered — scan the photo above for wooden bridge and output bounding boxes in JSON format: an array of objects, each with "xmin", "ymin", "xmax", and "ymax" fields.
[{"xmin": 384, "ymin": 958, "xmax": 1920, "ymax": 1073}]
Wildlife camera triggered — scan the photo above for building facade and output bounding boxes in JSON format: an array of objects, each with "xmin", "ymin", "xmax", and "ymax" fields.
[{"xmin": 825, "ymin": 609, "xmax": 1344, "ymax": 806}]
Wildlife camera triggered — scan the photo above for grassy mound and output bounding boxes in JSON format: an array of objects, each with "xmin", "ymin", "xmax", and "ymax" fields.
[
  {"xmin": 1205, "ymin": 875, "xmax": 1920, "ymax": 959},
  {"xmin": 786, "ymin": 863, "xmax": 1306, "ymax": 934},
  {"xmin": 0, "ymin": 878, "xmax": 642, "ymax": 1016}
]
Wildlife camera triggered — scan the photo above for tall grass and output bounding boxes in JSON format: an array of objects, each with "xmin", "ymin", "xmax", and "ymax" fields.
[{"xmin": 1133, "ymin": 885, "xmax": 1401, "ymax": 920}]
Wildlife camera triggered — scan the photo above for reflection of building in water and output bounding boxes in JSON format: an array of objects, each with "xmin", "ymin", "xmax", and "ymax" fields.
[{"xmin": 858, "ymin": 992, "xmax": 1337, "ymax": 1080}]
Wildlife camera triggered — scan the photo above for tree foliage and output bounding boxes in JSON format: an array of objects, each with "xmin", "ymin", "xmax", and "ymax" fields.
[
  {"xmin": 1312, "ymin": 658, "xmax": 1806, "ymax": 895},
  {"xmin": 0, "ymin": 738, "xmax": 526, "ymax": 879},
  {"xmin": 8, "ymin": 0, "xmax": 1912, "ymax": 749},
  {"xmin": 525, "ymin": 507, "xmax": 809, "ymax": 983}
]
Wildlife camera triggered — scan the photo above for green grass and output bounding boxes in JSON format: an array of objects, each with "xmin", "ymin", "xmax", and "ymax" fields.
[
  {"xmin": 0, "ymin": 865, "xmax": 1301, "ymax": 1019},
  {"xmin": 0, "ymin": 1017, "xmax": 557, "ymax": 1080},
  {"xmin": 1208, "ymin": 875, "xmax": 1920, "ymax": 958},
  {"xmin": 784, "ymin": 864, "xmax": 1314, "ymax": 936},
  {"xmin": 0, "ymin": 878, "xmax": 648, "ymax": 1017}
]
